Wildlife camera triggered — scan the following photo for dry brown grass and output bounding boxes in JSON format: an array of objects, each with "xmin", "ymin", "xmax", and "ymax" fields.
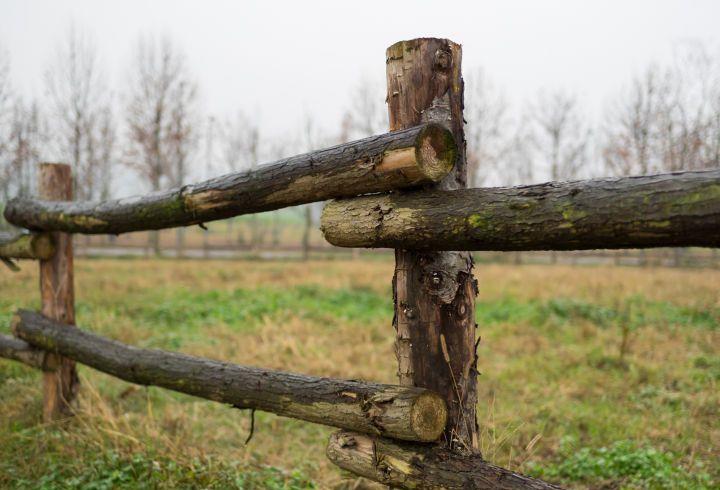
[{"xmin": 0, "ymin": 258, "xmax": 718, "ymax": 488}]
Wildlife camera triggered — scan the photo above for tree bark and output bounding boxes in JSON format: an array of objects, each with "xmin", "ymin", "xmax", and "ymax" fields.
[
  {"xmin": 12, "ymin": 309, "xmax": 448, "ymax": 442},
  {"xmin": 38, "ymin": 163, "xmax": 79, "ymax": 421},
  {"xmin": 387, "ymin": 38, "xmax": 479, "ymax": 453},
  {"xmin": 326, "ymin": 431, "xmax": 563, "ymax": 490},
  {"xmin": 4, "ymin": 125, "xmax": 456, "ymax": 234},
  {"xmin": 0, "ymin": 334, "xmax": 48, "ymax": 370},
  {"xmin": 321, "ymin": 170, "xmax": 720, "ymax": 250},
  {"xmin": 0, "ymin": 232, "xmax": 55, "ymax": 260}
]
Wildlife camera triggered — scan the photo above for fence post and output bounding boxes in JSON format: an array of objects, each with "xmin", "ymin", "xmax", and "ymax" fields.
[
  {"xmin": 38, "ymin": 163, "xmax": 78, "ymax": 420},
  {"xmin": 386, "ymin": 39, "xmax": 479, "ymax": 452}
]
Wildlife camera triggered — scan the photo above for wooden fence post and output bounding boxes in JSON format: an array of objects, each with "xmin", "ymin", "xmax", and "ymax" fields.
[
  {"xmin": 38, "ymin": 163, "xmax": 78, "ymax": 420},
  {"xmin": 386, "ymin": 38, "xmax": 479, "ymax": 452}
]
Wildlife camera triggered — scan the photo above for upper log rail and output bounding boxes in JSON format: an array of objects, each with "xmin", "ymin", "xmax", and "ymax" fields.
[
  {"xmin": 0, "ymin": 231, "xmax": 55, "ymax": 260},
  {"xmin": 3, "ymin": 124, "xmax": 456, "ymax": 235},
  {"xmin": 321, "ymin": 170, "xmax": 720, "ymax": 251},
  {"xmin": 10, "ymin": 309, "xmax": 448, "ymax": 443}
]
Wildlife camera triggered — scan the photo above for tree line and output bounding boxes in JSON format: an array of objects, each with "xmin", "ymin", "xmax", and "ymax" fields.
[{"xmin": 0, "ymin": 28, "xmax": 719, "ymax": 253}]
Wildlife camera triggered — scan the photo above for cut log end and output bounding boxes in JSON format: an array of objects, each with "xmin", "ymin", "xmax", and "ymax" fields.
[
  {"xmin": 415, "ymin": 123, "xmax": 457, "ymax": 181},
  {"xmin": 411, "ymin": 391, "xmax": 448, "ymax": 442}
]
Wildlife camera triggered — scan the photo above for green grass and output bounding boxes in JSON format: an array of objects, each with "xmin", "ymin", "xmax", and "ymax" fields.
[
  {"xmin": 527, "ymin": 439, "xmax": 714, "ymax": 489},
  {"xmin": 0, "ymin": 260, "xmax": 718, "ymax": 488}
]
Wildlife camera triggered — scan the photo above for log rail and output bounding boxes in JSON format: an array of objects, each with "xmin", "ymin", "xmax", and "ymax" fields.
[
  {"xmin": 3, "ymin": 124, "xmax": 456, "ymax": 234},
  {"xmin": 321, "ymin": 170, "xmax": 720, "ymax": 251},
  {"xmin": 9, "ymin": 309, "xmax": 448, "ymax": 443}
]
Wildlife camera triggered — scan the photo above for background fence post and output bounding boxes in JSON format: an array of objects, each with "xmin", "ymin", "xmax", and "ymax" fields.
[
  {"xmin": 38, "ymin": 162, "xmax": 78, "ymax": 421},
  {"xmin": 386, "ymin": 39, "xmax": 479, "ymax": 452}
]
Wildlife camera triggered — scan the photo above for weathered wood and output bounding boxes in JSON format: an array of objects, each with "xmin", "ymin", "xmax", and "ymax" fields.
[
  {"xmin": 4, "ymin": 125, "xmax": 456, "ymax": 234},
  {"xmin": 387, "ymin": 38, "xmax": 479, "ymax": 453},
  {"xmin": 12, "ymin": 310, "xmax": 448, "ymax": 442},
  {"xmin": 0, "ymin": 232, "xmax": 55, "ymax": 260},
  {"xmin": 322, "ymin": 170, "xmax": 720, "ymax": 250},
  {"xmin": 38, "ymin": 163, "xmax": 78, "ymax": 421},
  {"xmin": 326, "ymin": 431, "xmax": 563, "ymax": 490},
  {"xmin": 0, "ymin": 334, "xmax": 48, "ymax": 370}
]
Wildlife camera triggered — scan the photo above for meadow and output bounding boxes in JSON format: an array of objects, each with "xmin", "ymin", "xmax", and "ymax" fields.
[{"xmin": 0, "ymin": 257, "xmax": 718, "ymax": 489}]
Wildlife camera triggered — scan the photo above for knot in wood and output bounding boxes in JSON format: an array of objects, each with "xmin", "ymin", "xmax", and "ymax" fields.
[{"xmin": 433, "ymin": 48, "xmax": 451, "ymax": 72}]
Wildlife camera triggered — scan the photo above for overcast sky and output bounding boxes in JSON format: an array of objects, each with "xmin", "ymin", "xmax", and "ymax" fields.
[{"xmin": 2, "ymin": 0, "xmax": 720, "ymax": 142}]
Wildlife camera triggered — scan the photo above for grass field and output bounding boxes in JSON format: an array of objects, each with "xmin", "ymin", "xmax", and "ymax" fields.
[{"xmin": 0, "ymin": 258, "xmax": 718, "ymax": 489}]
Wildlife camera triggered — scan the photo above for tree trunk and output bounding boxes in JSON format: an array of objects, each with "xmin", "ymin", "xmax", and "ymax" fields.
[
  {"xmin": 38, "ymin": 163, "xmax": 79, "ymax": 421},
  {"xmin": 0, "ymin": 232, "xmax": 55, "ymax": 260},
  {"xmin": 386, "ymin": 38, "xmax": 478, "ymax": 453},
  {"xmin": 321, "ymin": 170, "xmax": 720, "ymax": 251},
  {"xmin": 5, "ymin": 125, "xmax": 456, "ymax": 234},
  {"xmin": 326, "ymin": 431, "xmax": 563, "ymax": 490},
  {"xmin": 11, "ymin": 309, "xmax": 448, "ymax": 442}
]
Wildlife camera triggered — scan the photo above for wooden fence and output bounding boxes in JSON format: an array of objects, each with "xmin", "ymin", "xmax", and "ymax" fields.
[{"xmin": 1, "ymin": 37, "xmax": 719, "ymax": 489}]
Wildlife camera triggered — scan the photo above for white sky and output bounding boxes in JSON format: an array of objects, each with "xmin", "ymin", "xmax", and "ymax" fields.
[{"xmin": 2, "ymin": 0, "xmax": 720, "ymax": 142}]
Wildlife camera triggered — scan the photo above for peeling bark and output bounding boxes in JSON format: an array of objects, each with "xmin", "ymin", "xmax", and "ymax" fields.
[
  {"xmin": 0, "ymin": 232, "xmax": 55, "ymax": 260},
  {"xmin": 4, "ymin": 125, "xmax": 456, "ymax": 234},
  {"xmin": 387, "ymin": 38, "xmax": 479, "ymax": 453},
  {"xmin": 322, "ymin": 170, "xmax": 720, "ymax": 250},
  {"xmin": 12, "ymin": 310, "xmax": 448, "ymax": 442},
  {"xmin": 326, "ymin": 431, "xmax": 563, "ymax": 490}
]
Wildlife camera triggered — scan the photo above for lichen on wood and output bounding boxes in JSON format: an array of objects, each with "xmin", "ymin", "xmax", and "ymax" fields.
[
  {"xmin": 12, "ymin": 309, "xmax": 448, "ymax": 442},
  {"xmin": 4, "ymin": 124, "xmax": 456, "ymax": 234},
  {"xmin": 321, "ymin": 170, "xmax": 720, "ymax": 251},
  {"xmin": 0, "ymin": 232, "xmax": 54, "ymax": 260}
]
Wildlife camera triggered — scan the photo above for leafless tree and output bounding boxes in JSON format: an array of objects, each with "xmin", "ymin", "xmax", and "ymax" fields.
[
  {"xmin": 220, "ymin": 111, "xmax": 262, "ymax": 248},
  {"xmin": 299, "ymin": 114, "xmax": 325, "ymax": 261},
  {"xmin": 602, "ymin": 66, "xmax": 663, "ymax": 176},
  {"xmin": 531, "ymin": 90, "xmax": 590, "ymax": 181},
  {"xmin": 342, "ymin": 77, "xmax": 387, "ymax": 140},
  {"xmin": 465, "ymin": 68, "xmax": 512, "ymax": 186},
  {"xmin": 44, "ymin": 25, "xmax": 112, "ymax": 201},
  {"xmin": 3, "ymin": 99, "xmax": 45, "ymax": 201},
  {"xmin": 125, "ymin": 36, "xmax": 197, "ymax": 255}
]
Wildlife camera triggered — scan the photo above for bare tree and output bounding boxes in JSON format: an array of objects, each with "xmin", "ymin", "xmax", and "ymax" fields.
[
  {"xmin": 299, "ymin": 114, "xmax": 324, "ymax": 261},
  {"xmin": 0, "ymin": 47, "xmax": 14, "ymax": 208},
  {"xmin": 2, "ymin": 99, "xmax": 45, "ymax": 201},
  {"xmin": 44, "ymin": 25, "xmax": 111, "ymax": 201},
  {"xmin": 125, "ymin": 36, "xmax": 197, "ymax": 256},
  {"xmin": 342, "ymin": 77, "xmax": 387, "ymax": 140},
  {"xmin": 531, "ymin": 90, "xmax": 590, "ymax": 181},
  {"xmin": 465, "ymin": 68, "xmax": 511, "ymax": 186},
  {"xmin": 603, "ymin": 66, "xmax": 663, "ymax": 176},
  {"xmin": 221, "ymin": 111, "xmax": 261, "ymax": 248}
]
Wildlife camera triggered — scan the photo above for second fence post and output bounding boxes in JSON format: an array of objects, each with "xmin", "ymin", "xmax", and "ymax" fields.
[
  {"xmin": 38, "ymin": 163, "xmax": 78, "ymax": 420},
  {"xmin": 386, "ymin": 38, "xmax": 479, "ymax": 452}
]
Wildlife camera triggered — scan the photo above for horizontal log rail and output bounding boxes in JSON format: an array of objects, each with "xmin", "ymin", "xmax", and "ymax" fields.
[
  {"xmin": 321, "ymin": 170, "xmax": 720, "ymax": 251},
  {"xmin": 0, "ymin": 334, "xmax": 48, "ymax": 370},
  {"xmin": 9, "ymin": 310, "xmax": 448, "ymax": 442},
  {"xmin": 3, "ymin": 124, "xmax": 456, "ymax": 235},
  {"xmin": 0, "ymin": 231, "xmax": 55, "ymax": 259},
  {"xmin": 326, "ymin": 431, "xmax": 563, "ymax": 489}
]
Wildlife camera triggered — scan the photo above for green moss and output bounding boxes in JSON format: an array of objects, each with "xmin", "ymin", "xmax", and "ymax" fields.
[{"xmin": 672, "ymin": 184, "xmax": 720, "ymax": 208}]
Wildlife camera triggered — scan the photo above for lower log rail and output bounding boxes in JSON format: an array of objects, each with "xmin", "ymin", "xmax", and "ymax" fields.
[
  {"xmin": 321, "ymin": 170, "xmax": 720, "ymax": 251},
  {"xmin": 327, "ymin": 431, "xmax": 563, "ymax": 490},
  {"xmin": 9, "ymin": 310, "xmax": 447, "ymax": 442},
  {"xmin": 0, "ymin": 334, "xmax": 48, "ymax": 370},
  {"xmin": 0, "ymin": 231, "xmax": 54, "ymax": 260}
]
